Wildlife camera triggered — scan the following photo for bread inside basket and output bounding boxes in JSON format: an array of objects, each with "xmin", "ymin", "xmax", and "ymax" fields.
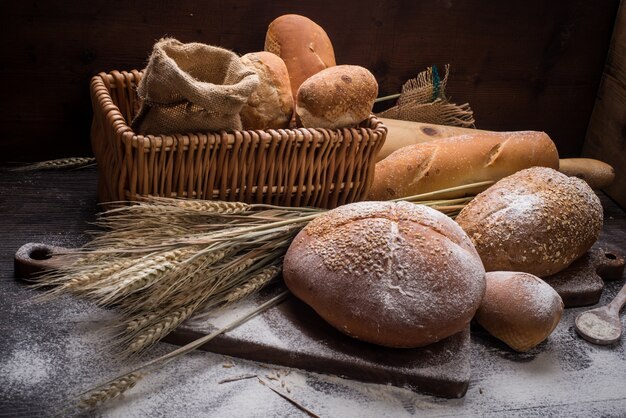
[{"xmin": 90, "ymin": 70, "xmax": 387, "ymax": 209}]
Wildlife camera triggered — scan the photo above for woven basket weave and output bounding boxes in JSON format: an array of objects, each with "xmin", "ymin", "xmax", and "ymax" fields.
[{"xmin": 90, "ymin": 70, "xmax": 386, "ymax": 209}]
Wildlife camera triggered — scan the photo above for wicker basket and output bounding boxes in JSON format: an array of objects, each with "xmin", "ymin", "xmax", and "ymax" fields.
[{"xmin": 90, "ymin": 70, "xmax": 387, "ymax": 209}]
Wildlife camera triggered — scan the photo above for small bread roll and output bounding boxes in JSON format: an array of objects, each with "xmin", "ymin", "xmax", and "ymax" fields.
[
  {"xmin": 265, "ymin": 14, "xmax": 336, "ymax": 98},
  {"xmin": 476, "ymin": 271, "xmax": 564, "ymax": 352},
  {"xmin": 296, "ymin": 65, "xmax": 378, "ymax": 129},
  {"xmin": 239, "ymin": 52, "xmax": 293, "ymax": 130},
  {"xmin": 456, "ymin": 167, "xmax": 603, "ymax": 277},
  {"xmin": 283, "ymin": 201, "xmax": 486, "ymax": 348}
]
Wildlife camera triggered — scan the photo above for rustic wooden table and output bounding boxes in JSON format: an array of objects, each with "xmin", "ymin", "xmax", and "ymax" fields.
[{"xmin": 1, "ymin": 166, "xmax": 625, "ymax": 417}]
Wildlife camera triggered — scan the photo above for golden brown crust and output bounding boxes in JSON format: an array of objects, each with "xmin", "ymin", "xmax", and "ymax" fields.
[
  {"xmin": 283, "ymin": 201, "xmax": 486, "ymax": 348},
  {"xmin": 558, "ymin": 158, "xmax": 615, "ymax": 189},
  {"xmin": 476, "ymin": 271, "xmax": 564, "ymax": 352},
  {"xmin": 264, "ymin": 14, "xmax": 336, "ymax": 99},
  {"xmin": 295, "ymin": 65, "xmax": 378, "ymax": 129},
  {"xmin": 239, "ymin": 52, "xmax": 293, "ymax": 130},
  {"xmin": 455, "ymin": 167, "xmax": 603, "ymax": 277},
  {"xmin": 367, "ymin": 131, "xmax": 560, "ymax": 200}
]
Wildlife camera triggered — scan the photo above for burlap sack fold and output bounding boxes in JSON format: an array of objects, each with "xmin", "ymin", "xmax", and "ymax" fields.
[{"xmin": 131, "ymin": 38, "xmax": 260, "ymax": 135}]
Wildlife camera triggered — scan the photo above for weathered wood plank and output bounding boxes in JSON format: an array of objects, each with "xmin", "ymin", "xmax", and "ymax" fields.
[{"xmin": 583, "ymin": 1, "xmax": 626, "ymax": 209}]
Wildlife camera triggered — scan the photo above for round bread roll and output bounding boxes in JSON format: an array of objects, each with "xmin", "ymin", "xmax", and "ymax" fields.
[
  {"xmin": 283, "ymin": 201, "xmax": 486, "ymax": 348},
  {"xmin": 265, "ymin": 14, "xmax": 336, "ymax": 99},
  {"xmin": 456, "ymin": 167, "xmax": 603, "ymax": 277},
  {"xmin": 296, "ymin": 65, "xmax": 378, "ymax": 129},
  {"xmin": 239, "ymin": 52, "xmax": 293, "ymax": 130},
  {"xmin": 476, "ymin": 271, "xmax": 564, "ymax": 352}
]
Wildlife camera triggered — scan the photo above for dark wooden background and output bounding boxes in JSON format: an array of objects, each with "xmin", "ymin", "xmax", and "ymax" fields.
[{"xmin": 0, "ymin": 0, "xmax": 619, "ymax": 162}]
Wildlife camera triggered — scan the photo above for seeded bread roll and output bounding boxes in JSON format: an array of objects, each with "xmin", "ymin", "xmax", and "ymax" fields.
[
  {"xmin": 265, "ymin": 14, "xmax": 336, "ymax": 99},
  {"xmin": 368, "ymin": 131, "xmax": 560, "ymax": 201},
  {"xmin": 239, "ymin": 52, "xmax": 293, "ymax": 130},
  {"xmin": 283, "ymin": 201, "xmax": 486, "ymax": 348},
  {"xmin": 296, "ymin": 65, "xmax": 378, "ymax": 129},
  {"xmin": 455, "ymin": 167, "xmax": 603, "ymax": 277},
  {"xmin": 476, "ymin": 271, "xmax": 564, "ymax": 352}
]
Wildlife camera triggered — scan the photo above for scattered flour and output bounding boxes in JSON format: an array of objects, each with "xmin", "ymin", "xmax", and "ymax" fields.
[{"xmin": 0, "ymin": 344, "xmax": 54, "ymax": 387}]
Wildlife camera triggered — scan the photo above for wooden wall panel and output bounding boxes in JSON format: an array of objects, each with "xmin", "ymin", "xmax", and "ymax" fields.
[
  {"xmin": 583, "ymin": 1, "xmax": 626, "ymax": 208},
  {"xmin": 0, "ymin": 0, "xmax": 619, "ymax": 162}
]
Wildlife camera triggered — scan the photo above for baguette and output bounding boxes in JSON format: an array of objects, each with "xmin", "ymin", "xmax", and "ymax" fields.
[{"xmin": 367, "ymin": 131, "xmax": 559, "ymax": 200}]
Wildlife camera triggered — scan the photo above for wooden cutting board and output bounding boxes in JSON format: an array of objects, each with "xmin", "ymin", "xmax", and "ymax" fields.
[
  {"xmin": 543, "ymin": 245, "xmax": 625, "ymax": 307},
  {"xmin": 165, "ymin": 284, "xmax": 471, "ymax": 399}
]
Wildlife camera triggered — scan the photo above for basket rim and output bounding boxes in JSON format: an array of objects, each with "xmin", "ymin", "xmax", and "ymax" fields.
[{"xmin": 91, "ymin": 70, "xmax": 388, "ymax": 147}]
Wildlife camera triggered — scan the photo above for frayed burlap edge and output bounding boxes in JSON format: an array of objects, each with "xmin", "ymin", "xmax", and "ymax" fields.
[{"xmin": 377, "ymin": 64, "xmax": 475, "ymax": 128}]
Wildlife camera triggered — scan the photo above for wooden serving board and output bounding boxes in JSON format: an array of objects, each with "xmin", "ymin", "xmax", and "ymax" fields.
[
  {"xmin": 165, "ymin": 284, "xmax": 471, "ymax": 399},
  {"xmin": 543, "ymin": 245, "xmax": 625, "ymax": 307}
]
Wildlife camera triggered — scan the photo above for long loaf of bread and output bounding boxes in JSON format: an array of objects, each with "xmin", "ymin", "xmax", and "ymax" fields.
[
  {"xmin": 377, "ymin": 118, "xmax": 615, "ymax": 189},
  {"xmin": 367, "ymin": 131, "xmax": 559, "ymax": 200}
]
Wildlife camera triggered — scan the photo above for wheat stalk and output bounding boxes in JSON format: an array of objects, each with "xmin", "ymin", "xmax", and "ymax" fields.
[
  {"xmin": 9, "ymin": 157, "xmax": 97, "ymax": 171},
  {"xmin": 78, "ymin": 372, "xmax": 143, "ymax": 409},
  {"xmin": 222, "ymin": 265, "xmax": 281, "ymax": 306},
  {"xmin": 77, "ymin": 291, "xmax": 288, "ymax": 409}
]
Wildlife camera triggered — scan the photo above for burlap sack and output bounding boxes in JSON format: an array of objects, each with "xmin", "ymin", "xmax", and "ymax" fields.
[
  {"xmin": 377, "ymin": 65, "xmax": 475, "ymax": 128},
  {"xmin": 131, "ymin": 38, "xmax": 260, "ymax": 135}
]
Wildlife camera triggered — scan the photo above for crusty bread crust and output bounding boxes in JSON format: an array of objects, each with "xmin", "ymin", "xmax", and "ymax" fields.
[
  {"xmin": 240, "ymin": 52, "xmax": 293, "ymax": 130},
  {"xmin": 295, "ymin": 65, "xmax": 378, "ymax": 129},
  {"xmin": 265, "ymin": 14, "xmax": 336, "ymax": 99},
  {"xmin": 283, "ymin": 201, "xmax": 486, "ymax": 348},
  {"xmin": 476, "ymin": 271, "xmax": 564, "ymax": 352},
  {"xmin": 455, "ymin": 167, "xmax": 603, "ymax": 277}
]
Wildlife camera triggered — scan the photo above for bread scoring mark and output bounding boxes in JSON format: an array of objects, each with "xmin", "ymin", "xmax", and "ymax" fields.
[
  {"xmin": 485, "ymin": 136, "xmax": 510, "ymax": 167},
  {"xmin": 408, "ymin": 146, "xmax": 438, "ymax": 189}
]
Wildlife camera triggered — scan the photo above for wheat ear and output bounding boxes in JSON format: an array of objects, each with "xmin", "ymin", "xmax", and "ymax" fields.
[
  {"xmin": 78, "ymin": 372, "xmax": 143, "ymax": 409},
  {"xmin": 10, "ymin": 157, "xmax": 97, "ymax": 171},
  {"xmin": 77, "ymin": 291, "xmax": 288, "ymax": 409}
]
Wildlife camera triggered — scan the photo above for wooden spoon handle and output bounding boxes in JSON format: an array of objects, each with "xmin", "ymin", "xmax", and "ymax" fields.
[{"xmin": 607, "ymin": 282, "xmax": 626, "ymax": 315}]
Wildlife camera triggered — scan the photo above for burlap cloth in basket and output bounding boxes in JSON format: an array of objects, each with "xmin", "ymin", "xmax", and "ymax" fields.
[{"xmin": 131, "ymin": 38, "xmax": 260, "ymax": 135}]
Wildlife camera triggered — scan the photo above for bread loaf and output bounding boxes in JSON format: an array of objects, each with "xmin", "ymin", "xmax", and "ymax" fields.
[
  {"xmin": 455, "ymin": 167, "xmax": 603, "ymax": 277},
  {"xmin": 296, "ymin": 65, "xmax": 378, "ymax": 129},
  {"xmin": 476, "ymin": 271, "xmax": 564, "ymax": 352},
  {"xmin": 376, "ymin": 118, "xmax": 487, "ymax": 162},
  {"xmin": 283, "ymin": 201, "xmax": 486, "ymax": 348},
  {"xmin": 265, "ymin": 14, "xmax": 336, "ymax": 99},
  {"xmin": 367, "ymin": 130, "xmax": 559, "ymax": 200},
  {"xmin": 239, "ymin": 52, "xmax": 293, "ymax": 130},
  {"xmin": 558, "ymin": 158, "xmax": 615, "ymax": 189}
]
